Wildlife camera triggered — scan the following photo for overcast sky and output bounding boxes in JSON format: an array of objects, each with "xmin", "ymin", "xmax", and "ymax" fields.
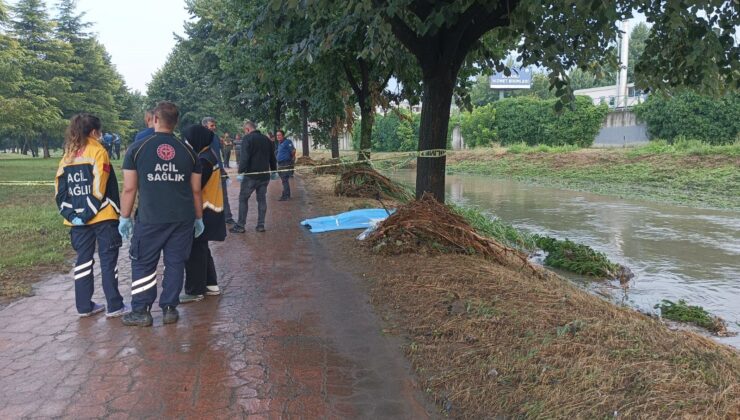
[{"xmin": 8, "ymin": 0, "xmax": 191, "ymax": 93}]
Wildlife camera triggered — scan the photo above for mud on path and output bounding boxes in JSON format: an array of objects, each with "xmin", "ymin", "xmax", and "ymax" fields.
[{"xmin": 0, "ymin": 174, "xmax": 434, "ymax": 418}]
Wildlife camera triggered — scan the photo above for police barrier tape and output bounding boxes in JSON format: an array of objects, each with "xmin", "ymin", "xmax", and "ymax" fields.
[
  {"xmin": 231, "ymin": 148, "xmax": 448, "ymax": 177},
  {"xmin": 0, "ymin": 149, "xmax": 449, "ymax": 185}
]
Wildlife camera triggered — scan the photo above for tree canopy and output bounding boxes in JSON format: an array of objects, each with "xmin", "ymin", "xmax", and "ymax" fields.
[
  {"xmin": 137, "ymin": 0, "xmax": 739, "ymax": 200},
  {"xmin": 0, "ymin": 0, "xmax": 136, "ymax": 157}
]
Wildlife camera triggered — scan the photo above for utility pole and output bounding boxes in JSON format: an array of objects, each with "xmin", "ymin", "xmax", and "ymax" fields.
[{"xmin": 617, "ymin": 20, "xmax": 630, "ymax": 108}]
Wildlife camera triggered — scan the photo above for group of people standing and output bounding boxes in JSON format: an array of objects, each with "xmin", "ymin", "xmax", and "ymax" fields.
[{"xmin": 54, "ymin": 101, "xmax": 297, "ymax": 325}]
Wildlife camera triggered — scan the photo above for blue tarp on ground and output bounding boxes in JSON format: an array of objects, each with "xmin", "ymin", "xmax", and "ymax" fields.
[{"xmin": 300, "ymin": 209, "xmax": 392, "ymax": 233}]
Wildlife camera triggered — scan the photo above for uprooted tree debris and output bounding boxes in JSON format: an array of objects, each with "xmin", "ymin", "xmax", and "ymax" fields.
[
  {"xmin": 334, "ymin": 166, "xmax": 413, "ymax": 202},
  {"xmin": 368, "ymin": 194, "xmax": 547, "ymax": 279}
]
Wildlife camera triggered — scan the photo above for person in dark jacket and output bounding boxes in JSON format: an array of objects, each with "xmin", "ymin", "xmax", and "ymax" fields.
[
  {"xmin": 230, "ymin": 120, "xmax": 277, "ymax": 233},
  {"xmin": 180, "ymin": 125, "xmax": 227, "ymax": 302}
]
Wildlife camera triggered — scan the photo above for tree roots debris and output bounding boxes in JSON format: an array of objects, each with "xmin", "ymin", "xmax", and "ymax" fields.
[
  {"xmin": 334, "ymin": 166, "xmax": 413, "ymax": 202},
  {"xmin": 368, "ymin": 194, "xmax": 547, "ymax": 279}
]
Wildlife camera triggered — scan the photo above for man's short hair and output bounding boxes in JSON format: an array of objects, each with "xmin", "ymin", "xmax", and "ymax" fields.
[
  {"xmin": 243, "ymin": 120, "xmax": 256, "ymax": 130},
  {"xmin": 154, "ymin": 101, "xmax": 179, "ymax": 128},
  {"xmin": 276, "ymin": 129, "xmax": 285, "ymax": 136},
  {"xmin": 201, "ymin": 117, "xmax": 216, "ymax": 127},
  {"xmin": 145, "ymin": 109, "xmax": 154, "ymax": 118}
]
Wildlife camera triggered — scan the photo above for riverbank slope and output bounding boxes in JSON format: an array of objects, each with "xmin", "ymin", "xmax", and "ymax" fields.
[
  {"xmin": 302, "ymin": 172, "xmax": 740, "ymax": 418},
  {"xmin": 442, "ymin": 145, "xmax": 740, "ymax": 210}
]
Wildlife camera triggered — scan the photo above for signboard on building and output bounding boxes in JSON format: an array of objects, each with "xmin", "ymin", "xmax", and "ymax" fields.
[{"xmin": 489, "ymin": 68, "xmax": 532, "ymax": 89}]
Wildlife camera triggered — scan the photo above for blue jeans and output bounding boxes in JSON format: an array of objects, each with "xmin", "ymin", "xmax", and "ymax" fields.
[{"xmin": 237, "ymin": 178, "xmax": 269, "ymax": 228}]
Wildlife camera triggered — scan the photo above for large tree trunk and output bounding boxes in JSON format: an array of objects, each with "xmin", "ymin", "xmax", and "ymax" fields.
[
  {"xmin": 300, "ymin": 100, "xmax": 309, "ymax": 157},
  {"xmin": 416, "ymin": 72, "xmax": 455, "ymax": 201},
  {"xmin": 358, "ymin": 99, "xmax": 374, "ymax": 161},
  {"xmin": 21, "ymin": 139, "xmax": 29, "ymax": 155},
  {"xmin": 330, "ymin": 124, "xmax": 340, "ymax": 159},
  {"xmin": 42, "ymin": 136, "xmax": 51, "ymax": 158}
]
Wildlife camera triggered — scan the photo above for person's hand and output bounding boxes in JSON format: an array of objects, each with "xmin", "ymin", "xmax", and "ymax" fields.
[
  {"xmin": 71, "ymin": 217, "xmax": 84, "ymax": 226},
  {"xmin": 194, "ymin": 218, "xmax": 205, "ymax": 238},
  {"xmin": 237, "ymin": 175, "xmax": 244, "ymax": 182},
  {"xmin": 226, "ymin": 177, "xmax": 232, "ymax": 186},
  {"xmin": 270, "ymin": 171, "xmax": 279, "ymax": 180},
  {"xmin": 118, "ymin": 217, "xmax": 132, "ymax": 240}
]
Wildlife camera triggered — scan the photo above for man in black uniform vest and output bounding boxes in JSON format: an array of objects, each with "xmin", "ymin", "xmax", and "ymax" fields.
[{"xmin": 118, "ymin": 101, "xmax": 204, "ymax": 326}]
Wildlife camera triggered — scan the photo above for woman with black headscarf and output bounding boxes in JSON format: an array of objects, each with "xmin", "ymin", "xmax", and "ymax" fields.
[{"xmin": 180, "ymin": 124, "xmax": 227, "ymax": 303}]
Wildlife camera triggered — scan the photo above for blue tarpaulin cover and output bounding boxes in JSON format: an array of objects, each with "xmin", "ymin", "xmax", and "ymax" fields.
[{"xmin": 300, "ymin": 209, "xmax": 392, "ymax": 233}]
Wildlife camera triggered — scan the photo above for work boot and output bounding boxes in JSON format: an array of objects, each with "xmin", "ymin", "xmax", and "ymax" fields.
[
  {"xmin": 162, "ymin": 306, "xmax": 179, "ymax": 324},
  {"xmin": 121, "ymin": 308, "xmax": 153, "ymax": 327},
  {"xmin": 179, "ymin": 294, "xmax": 204, "ymax": 304}
]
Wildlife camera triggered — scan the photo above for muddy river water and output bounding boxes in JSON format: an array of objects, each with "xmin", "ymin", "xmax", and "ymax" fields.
[{"xmin": 389, "ymin": 170, "xmax": 740, "ymax": 348}]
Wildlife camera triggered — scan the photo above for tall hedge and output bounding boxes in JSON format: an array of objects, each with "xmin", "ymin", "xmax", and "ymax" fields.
[
  {"xmin": 479, "ymin": 96, "xmax": 607, "ymax": 147},
  {"xmin": 635, "ymin": 91, "xmax": 740, "ymax": 145},
  {"xmin": 459, "ymin": 103, "xmax": 496, "ymax": 147}
]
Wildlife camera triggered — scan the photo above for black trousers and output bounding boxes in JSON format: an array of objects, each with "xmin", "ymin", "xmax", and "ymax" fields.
[{"xmin": 184, "ymin": 239, "xmax": 217, "ymax": 296}]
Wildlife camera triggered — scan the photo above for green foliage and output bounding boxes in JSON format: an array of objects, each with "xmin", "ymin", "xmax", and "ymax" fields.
[
  {"xmin": 451, "ymin": 205, "xmax": 536, "ymax": 251},
  {"xmin": 0, "ymin": 0, "xmax": 134, "ymax": 153},
  {"xmin": 635, "ymin": 91, "xmax": 740, "ymax": 145},
  {"xmin": 655, "ymin": 299, "xmax": 726, "ymax": 333},
  {"xmin": 533, "ymin": 235, "xmax": 621, "ymax": 278},
  {"xmin": 369, "ymin": 109, "xmax": 419, "ymax": 152},
  {"xmin": 506, "ymin": 143, "xmax": 581, "ymax": 154},
  {"xmin": 627, "ymin": 138, "xmax": 740, "ymax": 158},
  {"xmin": 477, "ymin": 96, "xmax": 607, "ymax": 147},
  {"xmin": 460, "ymin": 103, "xmax": 496, "ymax": 147}
]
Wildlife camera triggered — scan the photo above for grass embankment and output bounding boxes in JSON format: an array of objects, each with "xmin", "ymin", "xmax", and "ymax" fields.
[
  {"xmin": 302, "ymin": 171, "xmax": 740, "ymax": 419},
  {"xmin": 446, "ymin": 141, "xmax": 740, "ymax": 209},
  {"xmin": 0, "ymin": 157, "xmax": 68, "ymax": 301}
]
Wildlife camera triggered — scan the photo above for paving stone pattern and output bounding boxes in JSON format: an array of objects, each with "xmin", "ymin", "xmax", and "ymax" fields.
[{"xmin": 0, "ymin": 175, "xmax": 433, "ymax": 419}]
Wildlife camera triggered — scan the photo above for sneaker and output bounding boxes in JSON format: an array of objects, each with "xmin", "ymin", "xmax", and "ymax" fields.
[
  {"xmin": 206, "ymin": 285, "xmax": 221, "ymax": 296},
  {"xmin": 162, "ymin": 306, "xmax": 179, "ymax": 325},
  {"xmin": 255, "ymin": 225, "xmax": 266, "ymax": 233},
  {"xmin": 121, "ymin": 308, "xmax": 153, "ymax": 327},
  {"xmin": 278, "ymin": 196, "xmax": 289, "ymax": 201},
  {"xmin": 79, "ymin": 303, "xmax": 105, "ymax": 318},
  {"xmin": 179, "ymin": 293, "xmax": 204, "ymax": 304},
  {"xmin": 230, "ymin": 225, "xmax": 246, "ymax": 233},
  {"xmin": 106, "ymin": 303, "xmax": 131, "ymax": 319},
  {"xmin": 225, "ymin": 218, "xmax": 236, "ymax": 225}
]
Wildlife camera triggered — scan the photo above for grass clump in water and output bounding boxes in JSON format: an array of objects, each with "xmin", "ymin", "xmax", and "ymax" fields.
[
  {"xmin": 655, "ymin": 299, "xmax": 729, "ymax": 335},
  {"xmin": 533, "ymin": 235, "xmax": 630, "ymax": 280}
]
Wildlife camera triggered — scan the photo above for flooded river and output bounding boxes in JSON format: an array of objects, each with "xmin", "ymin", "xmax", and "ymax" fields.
[{"xmin": 389, "ymin": 170, "xmax": 740, "ymax": 348}]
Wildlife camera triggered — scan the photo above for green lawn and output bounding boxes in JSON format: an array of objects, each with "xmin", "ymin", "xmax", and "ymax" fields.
[{"xmin": 0, "ymin": 157, "xmax": 70, "ymax": 299}]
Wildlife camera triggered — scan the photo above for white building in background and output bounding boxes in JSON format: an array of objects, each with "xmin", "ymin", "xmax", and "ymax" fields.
[{"xmin": 574, "ymin": 83, "xmax": 648, "ymax": 108}]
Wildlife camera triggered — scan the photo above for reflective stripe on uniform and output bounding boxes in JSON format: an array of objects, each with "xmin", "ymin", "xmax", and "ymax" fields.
[
  {"xmin": 131, "ymin": 277, "xmax": 157, "ymax": 295},
  {"xmin": 131, "ymin": 272, "xmax": 156, "ymax": 288},
  {"xmin": 75, "ymin": 260, "xmax": 93, "ymax": 272},
  {"xmin": 74, "ymin": 269, "xmax": 92, "ymax": 280},
  {"xmin": 86, "ymin": 197, "xmax": 98, "ymax": 215}
]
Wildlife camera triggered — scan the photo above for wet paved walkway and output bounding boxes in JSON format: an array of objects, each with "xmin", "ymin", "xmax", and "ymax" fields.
[{"xmin": 0, "ymin": 174, "xmax": 432, "ymax": 418}]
